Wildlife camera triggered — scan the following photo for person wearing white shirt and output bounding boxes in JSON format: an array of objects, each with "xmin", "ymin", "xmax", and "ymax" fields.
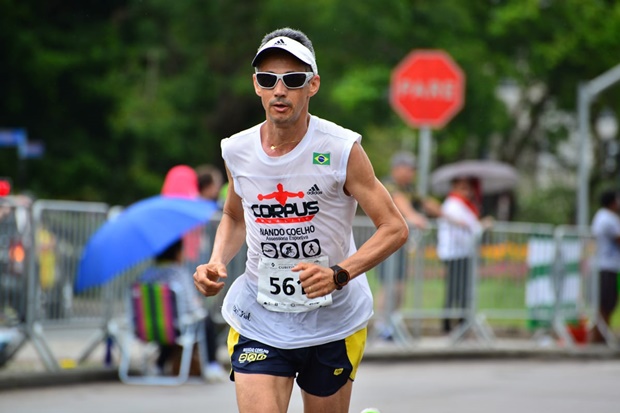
[
  {"xmin": 437, "ymin": 176, "xmax": 491, "ymax": 333},
  {"xmin": 590, "ymin": 189, "xmax": 620, "ymax": 343}
]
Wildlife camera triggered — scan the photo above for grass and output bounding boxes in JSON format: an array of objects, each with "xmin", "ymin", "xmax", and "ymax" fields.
[{"xmin": 366, "ymin": 267, "xmax": 620, "ymax": 333}]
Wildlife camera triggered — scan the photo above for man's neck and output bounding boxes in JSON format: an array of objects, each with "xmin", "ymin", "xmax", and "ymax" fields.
[{"xmin": 262, "ymin": 113, "xmax": 310, "ymax": 149}]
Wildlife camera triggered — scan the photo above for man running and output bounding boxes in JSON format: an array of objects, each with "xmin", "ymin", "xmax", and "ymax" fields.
[{"xmin": 194, "ymin": 27, "xmax": 407, "ymax": 413}]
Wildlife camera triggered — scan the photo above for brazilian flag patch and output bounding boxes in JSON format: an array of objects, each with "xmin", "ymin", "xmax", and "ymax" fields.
[{"xmin": 313, "ymin": 152, "xmax": 330, "ymax": 165}]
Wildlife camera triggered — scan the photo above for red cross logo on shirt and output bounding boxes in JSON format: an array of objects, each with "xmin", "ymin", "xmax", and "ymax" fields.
[{"xmin": 257, "ymin": 183, "xmax": 304, "ymax": 206}]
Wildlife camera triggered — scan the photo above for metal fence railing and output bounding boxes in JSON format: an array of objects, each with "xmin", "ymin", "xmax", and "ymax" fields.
[
  {"xmin": 366, "ymin": 220, "xmax": 607, "ymax": 348},
  {"xmin": 1, "ymin": 200, "xmax": 618, "ymax": 373}
]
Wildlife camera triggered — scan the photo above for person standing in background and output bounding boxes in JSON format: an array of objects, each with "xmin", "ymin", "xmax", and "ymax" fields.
[
  {"xmin": 590, "ymin": 189, "xmax": 620, "ymax": 343},
  {"xmin": 161, "ymin": 165, "xmax": 203, "ymax": 263},
  {"xmin": 196, "ymin": 164, "xmax": 224, "ymax": 204},
  {"xmin": 139, "ymin": 238, "xmax": 207, "ymax": 375},
  {"xmin": 196, "ymin": 164, "xmax": 226, "ymax": 262},
  {"xmin": 375, "ymin": 151, "xmax": 441, "ymax": 340},
  {"xmin": 160, "ymin": 165, "xmax": 227, "ymax": 381},
  {"xmin": 194, "ymin": 164, "xmax": 231, "ymax": 374},
  {"xmin": 383, "ymin": 151, "xmax": 441, "ymax": 227},
  {"xmin": 437, "ymin": 176, "xmax": 491, "ymax": 333}
]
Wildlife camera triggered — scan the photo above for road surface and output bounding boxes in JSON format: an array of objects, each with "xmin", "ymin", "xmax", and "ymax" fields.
[{"xmin": 1, "ymin": 359, "xmax": 618, "ymax": 412}]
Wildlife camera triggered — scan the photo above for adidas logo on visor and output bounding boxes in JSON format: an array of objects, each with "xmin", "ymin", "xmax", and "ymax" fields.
[{"xmin": 273, "ymin": 38, "xmax": 287, "ymax": 46}]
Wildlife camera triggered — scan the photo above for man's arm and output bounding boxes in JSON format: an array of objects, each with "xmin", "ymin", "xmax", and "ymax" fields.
[
  {"xmin": 194, "ymin": 164, "xmax": 246, "ymax": 297},
  {"xmin": 421, "ymin": 197, "xmax": 442, "ymax": 218},
  {"xmin": 391, "ymin": 190, "xmax": 428, "ymax": 228}
]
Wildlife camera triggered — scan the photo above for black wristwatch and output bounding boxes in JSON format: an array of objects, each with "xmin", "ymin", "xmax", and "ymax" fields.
[{"xmin": 331, "ymin": 265, "xmax": 350, "ymax": 290}]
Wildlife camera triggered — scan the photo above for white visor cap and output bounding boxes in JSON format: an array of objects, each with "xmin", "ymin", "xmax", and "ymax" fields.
[{"xmin": 252, "ymin": 36, "xmax": 318, "ymax": 74}]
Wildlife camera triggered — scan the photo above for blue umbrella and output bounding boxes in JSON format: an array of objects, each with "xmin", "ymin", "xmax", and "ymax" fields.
[{"xmin": 75, "ymin": 195, "xmax": 218, "ymax": 293}]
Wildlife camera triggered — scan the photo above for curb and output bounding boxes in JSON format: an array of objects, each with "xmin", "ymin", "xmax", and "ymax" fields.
[
  {"xmin": 363, "ymin": 347, "xmax": 620, "ymax": 362},
  {"xmin": 0, "ymin": 368, "xmax": 118, "ymax": 391}
]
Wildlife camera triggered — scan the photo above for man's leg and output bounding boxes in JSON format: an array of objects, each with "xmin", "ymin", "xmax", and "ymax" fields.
[
  {"xmin": 234, "ymin": 372, "xmax": 294, "ymax": 413},
  {"xmin": 204, "ymin": 315, "xmax": 218, "ymax": 363},
  {"xmin": 443, "ymin": 261, "xmax": 457, "ymax": 332},
  {"xmin": 156, "ymin": 345, "xmax": 174, "ymax": 373},
  {"xmin": 301, "ymin": 379, "xmax": 353, "ymax": 413},
  {"xmin": 228, "ymin": 328, "xmax": 297, "ymax": 412},
  {"xmin": 458, "ymin": 257, "xmax": 471, "ymax": 327},
  {"xmin": 296, "ymin": 328, "xmax": 365, "ymax": 412},
  {"xmin": 593, "ymin": 270, "xmax": 619, "ymax": 342}
]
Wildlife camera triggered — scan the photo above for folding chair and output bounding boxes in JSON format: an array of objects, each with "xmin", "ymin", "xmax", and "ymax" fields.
[{"xmin": 118, "ymin": 282, "xmax": 207, "ymax": 385}]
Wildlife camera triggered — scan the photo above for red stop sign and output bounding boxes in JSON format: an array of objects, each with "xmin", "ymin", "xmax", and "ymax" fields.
[{"xmin": 390, "ymin": 50, "xmax": 465, "ymax": 129}]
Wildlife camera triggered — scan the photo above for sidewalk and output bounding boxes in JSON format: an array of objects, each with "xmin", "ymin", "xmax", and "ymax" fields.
[{"xmin": 1, "ymin": 328, "xmax": 619, "ymax": 391}]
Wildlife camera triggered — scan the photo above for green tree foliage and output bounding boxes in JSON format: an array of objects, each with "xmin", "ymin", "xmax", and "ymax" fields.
[
  {"xmin": 486, "ymin": 0, "xmax": 620, "ymax": 220},
  {"xmin": 515, "ymin": 185, "xmax": 576, "ymax": 225},
  {"xmin": 0, "ymin": 0, "xmax": 618, "ymax": 222},
  {"xmin": 0, "ymin": 0, "xmax": 127, "ymax": 200}
]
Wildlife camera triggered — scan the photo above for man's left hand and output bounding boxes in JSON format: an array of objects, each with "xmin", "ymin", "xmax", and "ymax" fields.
[{"xmin": 292, "ymin": 262, "xmax": 337, "ymax": 298}]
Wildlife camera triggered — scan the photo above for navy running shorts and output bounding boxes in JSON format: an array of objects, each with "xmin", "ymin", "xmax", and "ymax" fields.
[{"xmin": 227, "ymin": 327, "xmax": 367, "ymax": 397}]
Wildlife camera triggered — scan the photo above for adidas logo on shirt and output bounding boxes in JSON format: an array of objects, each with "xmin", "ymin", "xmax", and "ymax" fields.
[{"xmin": 307, "ymin": 184, "xmax": 323, "ymax": 195}]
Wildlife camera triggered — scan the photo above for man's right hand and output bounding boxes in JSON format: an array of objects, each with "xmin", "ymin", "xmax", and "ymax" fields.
[{"xmin": 193, "ymin": 263, "xmax": 227, "ymax": 297}]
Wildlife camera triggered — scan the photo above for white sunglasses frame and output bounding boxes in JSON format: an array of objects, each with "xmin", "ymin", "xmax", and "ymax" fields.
[{"xmin": 254, "ymin": 71, "xmax": 315, "ymax": 90}]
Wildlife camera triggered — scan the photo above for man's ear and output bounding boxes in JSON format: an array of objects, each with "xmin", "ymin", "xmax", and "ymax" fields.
[
  {"xmin": 253, "ymin": 74, "xmax": 263, "ymax": 96},
  {"xmin": 308, "ymin": 74, "xmax": 320, "ymax": 97}
]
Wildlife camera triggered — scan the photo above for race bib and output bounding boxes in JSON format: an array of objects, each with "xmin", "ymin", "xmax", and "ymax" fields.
[{"xmin": 257, "ymin": 256, "xmax": 332, "ymax": 313}]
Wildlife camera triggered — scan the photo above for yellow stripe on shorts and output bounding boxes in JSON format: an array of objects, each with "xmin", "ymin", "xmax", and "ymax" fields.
[
  {"xmin": 227, "ymin": 327, "xmax": 241, "ymax": 358},
  {"xmin": 345, "ymin": 327, "xmax": 367, "ymax": 380}
]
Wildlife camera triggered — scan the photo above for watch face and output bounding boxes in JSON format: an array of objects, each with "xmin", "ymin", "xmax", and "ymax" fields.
[{"xmin": 336, "ymin": 271, "xmax": 349, "ymax": 284}]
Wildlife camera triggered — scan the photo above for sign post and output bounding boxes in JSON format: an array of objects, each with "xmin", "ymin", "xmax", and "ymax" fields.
[
  {"xmin": 390, "ymin": 50, "xmax": 466, "ymax": 343},
  {"xmin": 390, "ymin": 50, "xmax": 465, "ymax": 197}
]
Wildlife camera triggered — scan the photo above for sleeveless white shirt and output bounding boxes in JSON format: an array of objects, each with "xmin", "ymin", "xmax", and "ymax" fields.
[{"xmin": 220, "ymin": 115, "xmax": 373, "ymax": 349}]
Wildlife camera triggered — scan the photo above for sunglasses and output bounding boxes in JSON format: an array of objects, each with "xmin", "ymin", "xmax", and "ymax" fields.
[{"xmin": 255, "ymin": 72, "xmax": 314, "ymax": 89}]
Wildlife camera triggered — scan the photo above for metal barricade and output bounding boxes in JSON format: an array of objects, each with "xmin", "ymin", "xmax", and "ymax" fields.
[
  {"xmin": 477, "ymin": 223, "xmax": 599, "ymax": 347},
  {"xmin": 32, "ymin": 200, "xmax": 110, "ymax": 325},
  {"xmin": 475, "ymin": 222, "xmax": 557, "ymax": 341},
  {"xmin": 553, "ymin": 225, "xmax": 610, "ymax": 346},
  {"xmin": 376, "ymin": 221, "xmax": 608, "ymax": 349},
  {"xmin": 23, "ymin": 200, "xmax": 110, "ymax": 370},
  {"xmin": 390, "ymin": 221, "xmax": 492, "ymax": 345},
  {"xmin": 3, "ymin": 200, "xmax": 617, "ymax": 374}
]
